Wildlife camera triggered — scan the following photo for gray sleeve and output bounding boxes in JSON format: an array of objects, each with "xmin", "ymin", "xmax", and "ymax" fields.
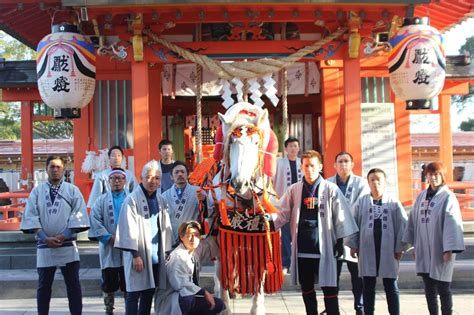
[
  {"xmin": 345, "ymin": 198, "xmax": 361, "ymax": 249},
  {"xmin": 20, "ymin": 188, "xmax": 42, "ymax": 233},
  {"xmin": 394, "ymin": 200, "xmax": 409, "ymax": 252},
  {"xmin": 273, "ymin": 187, "xmax": 293, "ymax": 230},
  {"xmin": 67, "ymin": 186, "xmax": 90, "ymax": 232},
  {"xmin": 442, "ymin": 195, "xmax": 465, "ymax": 253},
  {"xmin": 88, "ymin": 196, "xmax": 110, "ymax": 240}
]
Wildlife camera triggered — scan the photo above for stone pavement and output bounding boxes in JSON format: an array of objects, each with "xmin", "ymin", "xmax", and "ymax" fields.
[{"xmin": 0, "ymin": 290, "xmax": 473, "ymax": 314}]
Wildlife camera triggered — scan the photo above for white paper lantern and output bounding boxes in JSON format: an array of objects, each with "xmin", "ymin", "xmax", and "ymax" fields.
[
  {"xmin": 388, "ymin": 17, "xmax": 445, "ymax": 110},
  {"xmin": 36, "ymin": 24, "xmax": 96, "ymax": 117}
]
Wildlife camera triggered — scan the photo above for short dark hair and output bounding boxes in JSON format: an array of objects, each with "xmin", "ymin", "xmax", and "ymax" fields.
[
  {"xmin": 108, "ymin": 145, "xmax": 124, "ymax": 157},
  {"xmin": 301, "ymin": 150, "xmax": 322, "ymax": 164},
  {"xmin": 178, "ymin": 220, "xmax": 201, "ymax": 239},
  {"xmin": 424, "ymin": 162, "xmax": 447, "ymax": 185},
  {"xmin": 335, "ymin": 151, "xmax": 354, "ymax": 162},
  {"xmin": 172, "ymin": 160, "xmax": 189, "ymax": 174},
  {"xmin": 367, "ymin": 168, "xmax": 387, "ymax": 180},
  {"xmin": 46, "ymin": 155, "xmax": 65, "ymax": 168},
  {"xmin": 159, "ymin": 139, "xmax": 173, "ymax": 150},
  {"xmin": 284, "ymin": 137, "xmax": 299, "ymax": 148}
]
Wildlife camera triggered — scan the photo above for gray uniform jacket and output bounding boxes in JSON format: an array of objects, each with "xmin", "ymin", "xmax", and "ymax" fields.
[
  {"xmin": 273, "ymin": 179, "xmax": 358, "ymax": 287},
  {"xmin": 155, "ymin": 237, "xmax": 219, "ymax": 315},
  {"xmin": 162, "ymin": 183, "xmax": 213, "ymax": 243},
  {"xmin": 346, "ymin": 194, "xmax": 408, "ymax": 278},
  {"xmin": 115, "ymin": 186, "xmax": 173, "ymax": 292},
  {"xmin": 273, "ymin": 157, "xmax": 303, "ymax": 198},
  {"xmin": 403, "ymin": 185, "xmax": 465, "ymax": 282},
  {"xmin": 328, "ymin": 174, "xmax": 369, "ymax": 262},
  {"xmin": 87, "ymin": 168, "xmax": 137, "ymax": 208},
  {"xmin": 21, "ymin": 181, "xmax": 90, "ymax": 268},
  {"xmin": 89, "ymin": 191, "xmax": 126, "ymax": 269}
]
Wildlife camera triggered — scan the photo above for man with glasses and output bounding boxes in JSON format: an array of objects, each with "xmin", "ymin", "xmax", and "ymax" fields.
[
  {"xmin": 21, "ymin": 155, "xmax": 90, "ymax": 315},
  {"xmin": 89, "ymin": 168, "xmax": 129, "ymax": 314},
  {"xmin": 88, "ymin": 145, "xmax": 138, "ymax": 208},
  {"xmin": 115, "ymin": 160, "xmax": 173, "ymax": 315}
]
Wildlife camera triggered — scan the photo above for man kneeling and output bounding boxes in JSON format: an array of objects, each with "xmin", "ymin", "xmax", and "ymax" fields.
[{"xmin": 156, "ymin": 221, "xmax": 225, "ymax": 315}]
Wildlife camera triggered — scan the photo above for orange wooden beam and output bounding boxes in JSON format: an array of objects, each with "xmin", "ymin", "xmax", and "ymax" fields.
[
  {"xmin": 320, "ymin": 62, "xmax": 343, "ymax": 176},
  {"xmin": 343, "ymin": 58, "xmax": 362, "ymax": 176},
  {"xmin": 131, "ymin": 61, "xmax": 152, "ymax": 180},
  {"xmin": 20, "ymin": 101, "xmax": 33, "ymax": 190},
  {"xmin": 1, "ymin": 88, "xmax": 40, "ymax": 101},
  {"xmin": 73, "ymin": 104, "xmax": 92, "ymax": 204},
  {"xmin": 439, "ymin": 94, "xmax": 454, "ymax": 182},
  {"xmin": 148, "ymin": 64, "xmax": 163, "ymax": 161},
  {"xmin": 392, "ymin": 95, "xmax": 413, "ymax": 205},
  {"xmin": 441, "ymin": 81, "xmax": 470, "ymax": 95}
]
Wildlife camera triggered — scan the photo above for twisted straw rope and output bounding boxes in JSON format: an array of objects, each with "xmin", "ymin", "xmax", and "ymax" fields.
[{"xmin": 144, "ymin": 27, "xmax": 347, "ymax": 80}]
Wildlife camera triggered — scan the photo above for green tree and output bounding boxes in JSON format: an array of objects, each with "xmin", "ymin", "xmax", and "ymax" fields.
[
  {"xmin": 0, "ymin": 102, "xmax": 20, "ymax": 139},
  {"xmin": 452, "ymin": 35, "xmax": 474, "ymax": 120},
  {"xmin": 460, "ymin": 118, "xmax": 474, "ymax": 131},
  {"xmin": 0, "ymin": 31, "xmax": 35, "ymax": 60},
  {"xmin": 459, "ymin": 36, "xmax": 474, "ymax": 55}
]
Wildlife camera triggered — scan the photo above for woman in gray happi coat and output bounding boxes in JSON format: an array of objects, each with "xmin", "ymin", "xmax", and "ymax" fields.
[{"xmin": 403, "ymin": 162, "xmax": 465, "ymax": 315}]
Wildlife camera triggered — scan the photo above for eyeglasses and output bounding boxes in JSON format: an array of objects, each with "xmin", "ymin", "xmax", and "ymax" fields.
[{"xmin": 109, "ymin": 176, "xmax": 126, "ymax": 181}]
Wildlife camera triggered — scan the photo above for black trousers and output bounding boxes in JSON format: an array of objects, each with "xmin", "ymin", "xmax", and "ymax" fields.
[
  {"xmin": 337, "ymin": 259, "xmax": 364, "ymax": 312},
  {"xmin": 37, "ymin": 261, "xmax": 82, "ymax": 315},
  {"xmin": 421, "ymin": 273, "xmax": 453, "ymax": 315},
  {"xmin": 101, "ymin": 266, "xmax": 126, "ymax": 293},
  {"xmin": 298, "ymin": 257, "xmax": 339, "ymax": 315}
]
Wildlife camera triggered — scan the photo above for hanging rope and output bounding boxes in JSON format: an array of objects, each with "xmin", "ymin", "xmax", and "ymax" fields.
[
  {"xmin": 144, "ymin": 27, "xmax": 347, "ymax": 80},
  {"xmin": 196, "ymin": 64, "xmax": 203, "ymax": 164},
  {"xmin": 281, "ymin": 69, "xmax": 289, "ymax": 141}
]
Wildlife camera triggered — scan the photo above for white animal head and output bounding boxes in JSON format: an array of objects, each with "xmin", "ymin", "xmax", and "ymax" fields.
[{"xmin": 218, "ymin": 102, "xmax": 270, "ymax": 195}]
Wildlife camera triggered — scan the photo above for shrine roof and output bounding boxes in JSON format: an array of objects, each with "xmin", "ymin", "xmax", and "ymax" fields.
[
  {"xmin": 0, "ymin": 1, "xmax": 472, "ymax": 49},
  {"xmin": 0, "ymin": 60, "xmax": 37, "ymax": 88}
]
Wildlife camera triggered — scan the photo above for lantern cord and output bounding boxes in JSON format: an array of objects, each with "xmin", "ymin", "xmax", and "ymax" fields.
[{"xmin": 143, "ymin": 27, "xmax": 347, "ymax": 80}]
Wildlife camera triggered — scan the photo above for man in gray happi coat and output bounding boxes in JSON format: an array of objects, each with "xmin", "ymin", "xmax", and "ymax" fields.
[
  {"xmin": 272, "ymin": 150, "xmax": 358, "ymax": 315},
  {"xmin": 87, "ymin": 145, "xmax": 137, "ymax": 208},
  {"xmin": 115, "ymin": 160, "xmax": 173, "ymax": 315},
  {"xmin": 162, "ymin": 161, "xmax": 212, "ymax": 243},
  {"xmin": 21, "ymin": 155, "xmax": 90, "ymax": 315},
  {"xmin": 89, "ymin": 167, "xmax": 129, "ymax": 314},
  {"xmin": 327, "ymin": 151, "xmax": 369, "ymax": 315}
]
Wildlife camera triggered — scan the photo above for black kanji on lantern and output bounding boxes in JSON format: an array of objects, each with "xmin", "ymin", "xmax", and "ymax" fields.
[
  {"xmin": 412, "ymin": 48, "xmax": 430, "ymax": 64},
  {"xmin": 52, "ymin": 76, "xmax": 70, "ymax": 92},
  {"xmin": 51, "ymin": 55, "xmax": 70, "ymax": 72},
  {"xmin": 413, "ymin": 69, "xmax": 430, "ymax": 85}
]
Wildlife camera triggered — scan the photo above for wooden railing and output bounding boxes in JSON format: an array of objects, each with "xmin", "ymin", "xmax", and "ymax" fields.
[
  {"xmin": 412, "ymin": 179, "xmax": 474, "ymax": 221},
  {"xmin": 0, "ymin": 191, "xmax": 30, "ymax": 231}
]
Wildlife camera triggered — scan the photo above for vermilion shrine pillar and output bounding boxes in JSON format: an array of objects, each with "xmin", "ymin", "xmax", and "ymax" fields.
[{"xmin": 20, "ymin": 101, "xmax": 33, "ymax": 190}]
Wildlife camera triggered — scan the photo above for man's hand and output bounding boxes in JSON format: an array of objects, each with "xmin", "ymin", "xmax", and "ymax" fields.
[
  {"xmin": 133, "ymin": 256, "xmax": 144, "ymax": 272},
  {"xmin": 109, "ymin": 234, "xmax": 116, "ymax": 246},
  {"xmin": 350, "ymin": 248, "xmax": 359, "ymax": 259},
  {"xmin": 55, "ymin": 234, "xmax": 66, "ymax": 245},
  {"xmin": 45, "ymin": 236, "xmax": 62, "ymax": 248},
  {"xmin": 204, "ymin": 290, "xmax": 216, "ymax": 310},
  {"xmin": 443, "ymin": 251, "xmax": 453, "ymax": 263},
  {"xmin": 394, "ymin": 252, "xmax": 403, "ymax": 261},
  {"xmin": 334, "ymin": 238, "xmax": 344, "ymax": 258}
]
